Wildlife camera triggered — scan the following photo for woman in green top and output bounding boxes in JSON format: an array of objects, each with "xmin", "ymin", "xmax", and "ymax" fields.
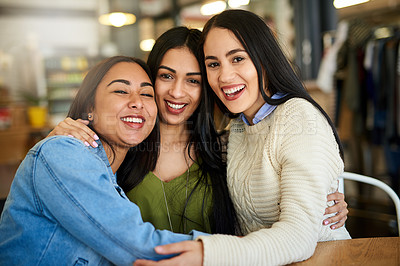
[
  {"xmin": 48, "ymin": 27, "xmax": 349, "ymax": 235},
  {"xmin": 124, "ymin": 27, "xmax": 237, "ymax": 234}
]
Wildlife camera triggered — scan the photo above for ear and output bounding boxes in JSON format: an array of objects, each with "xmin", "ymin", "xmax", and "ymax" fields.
[{"xmin": 87, "ymin": 113, "xmax": 94, "ymax": 121}]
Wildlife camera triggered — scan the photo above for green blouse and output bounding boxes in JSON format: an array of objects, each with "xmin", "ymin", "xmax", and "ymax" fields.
[{"xmin": 126, "ymin": 162, "xmax": 213, "ymax": 234}]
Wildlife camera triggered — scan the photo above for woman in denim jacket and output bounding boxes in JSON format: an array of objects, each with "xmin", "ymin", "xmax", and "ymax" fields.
[{"xmin": 0, "ymin": 56, "xmax": 205, "ymax": 265}]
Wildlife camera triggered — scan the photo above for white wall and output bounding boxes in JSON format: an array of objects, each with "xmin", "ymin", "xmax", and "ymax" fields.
[
  {"xmin": 0, "ymin": 16, "xmax": 99, "ymax": 56},
  {"xmin": 0, "ymin": 0, "xmax": 100, "ymax": 56},
  {"xmin": 0, "ymin": 0, "xmax": 101, "ymax": 99}
]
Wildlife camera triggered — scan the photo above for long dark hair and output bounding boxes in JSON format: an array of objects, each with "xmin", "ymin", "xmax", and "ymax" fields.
[
  {"xmin": 68, "ymin": 56, "xmax": 160, "ymax": 190},
  {"xmin": 199, "ymin": 9, "xmax": 343, "ymax": 158},
  {"xmin": 145, "ymin": 26, "xmax": 239, "ymax": 234}
]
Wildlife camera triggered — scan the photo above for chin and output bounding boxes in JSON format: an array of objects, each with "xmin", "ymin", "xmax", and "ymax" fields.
[
  {"xmin": 125, "ymin": 138, "xmax": 146, "ymax": 147},
  {"xmin": 225, "ymin": 106, "xmax": 241, "ymax": 114},
  {"xmin": 109, "ymin": 136, "xmax": 144, "ymax": 149}
]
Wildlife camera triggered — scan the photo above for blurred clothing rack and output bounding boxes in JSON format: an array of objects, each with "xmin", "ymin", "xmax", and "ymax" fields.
[{"xmin": 332, "ymin": 2, "xmax": 400, "ymax": 195}]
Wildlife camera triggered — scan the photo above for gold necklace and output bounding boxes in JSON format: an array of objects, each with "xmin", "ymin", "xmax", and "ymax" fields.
[{"xmin": 160, "ymin": 162, "xmax": 190, "ymax": 233}]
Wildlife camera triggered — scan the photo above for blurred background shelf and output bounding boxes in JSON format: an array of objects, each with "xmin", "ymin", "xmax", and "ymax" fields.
[{"xmin": 45, "ymin": 56, "xmax": 101, "ymax": 125}]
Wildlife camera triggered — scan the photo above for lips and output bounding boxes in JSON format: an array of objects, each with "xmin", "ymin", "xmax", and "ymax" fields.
[
  {"xmin": 120, "ymin": 115, "xmax": 145, "ymax": 129},
  {"xmin": 165, "ymin": 100, "xmax": 187, "ymax": 114},
  {"xmin": 221, "ymin": 85, "xmax": 245, "ymax": 100}
]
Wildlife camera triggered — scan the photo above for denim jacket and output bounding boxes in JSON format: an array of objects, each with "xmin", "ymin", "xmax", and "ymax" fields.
[{"xmin": 0, "ymin": 136, "xmax": 205, "ymax": 265}]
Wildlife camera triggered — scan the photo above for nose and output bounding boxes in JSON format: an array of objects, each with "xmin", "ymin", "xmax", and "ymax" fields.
[
  {"xmin": 129, "ymin": 93, "xmax": 143, "ymax": 109},
  {"xmin": 218, "ymin": 64, "xmax": 235, "ymax": 83},
  {"xmin": 169, "ymin": 80, "xmax": 185, "ymax": 98}
]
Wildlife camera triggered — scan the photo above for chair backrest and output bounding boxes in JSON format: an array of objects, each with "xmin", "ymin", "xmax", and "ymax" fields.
[{"xmin": 339, "ymin": 171, "xmax": 400, "ymax": 236}]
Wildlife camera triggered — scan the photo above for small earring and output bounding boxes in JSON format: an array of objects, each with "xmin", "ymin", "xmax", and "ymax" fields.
[{"xmin": 88, "ymin": 114, "xmax": 92, "ymax": 119}]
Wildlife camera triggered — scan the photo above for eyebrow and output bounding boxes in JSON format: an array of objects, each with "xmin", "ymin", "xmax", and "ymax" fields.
[
  {"xmin": 159, "ymin": 65, "xmax": 201, "ymax": 77},
  {"xmin": 205, "ymin": 48, "xmax": 247, "ymax": 61},
  {"xmin": 107, "ymin": 79, "xmax": 130, "ymax": 86},
  {"xmin": 140, "ymin": 82, "xmax": 153, "ymax": 88},
  {"xmin": 108, "ymin": 79, "xmax": 153, "ymax": 88},
  {"xmin": 187, "ymin": 72, "xmax": 201, "ymax": 76},
  {"xmin": 159, "ymin": 65, "xmax": 175, "ymax": 73}
]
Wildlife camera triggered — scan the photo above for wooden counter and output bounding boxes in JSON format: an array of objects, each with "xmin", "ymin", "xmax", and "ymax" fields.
[{"xmin": 291, "ymin": 237, "xmax": 399, "ymax": 265}]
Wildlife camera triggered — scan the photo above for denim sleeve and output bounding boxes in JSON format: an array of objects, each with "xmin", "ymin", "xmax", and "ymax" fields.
[{"xmin": 33, "ymin": 137, "xmax": 195, "ymax": 265}]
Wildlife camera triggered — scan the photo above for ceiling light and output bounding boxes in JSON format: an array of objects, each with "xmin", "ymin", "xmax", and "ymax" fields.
[
  {"xmin": 228, "ymin": 0, "xmax": 250, "ymax": 8},
  {"xmin": 99, "ymin": 12, "xmax": 136, "ymax": 27},
  {"xmin": 200, "ymin": 1, "xmax": 227, "ymax": 16},
  {"xmin": 140, "ymin": 39, "xmax": 155, "ymax": 52},
  {"xmin": 333, "ymin": 0, "xmax": 370, "ymax": 9}
]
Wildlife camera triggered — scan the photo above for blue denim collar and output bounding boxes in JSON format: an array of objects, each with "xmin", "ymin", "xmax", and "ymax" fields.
[
  {"xmin": 88, "ymin": 139, "xmax": 110, "ymax": 167},
  {"xmin": 240, "ymin": 92, "xmax": 286, "ymax": 125},
  {"xmin": 87, "ymin": 139, "xmax": 117, "ymax": 184}
]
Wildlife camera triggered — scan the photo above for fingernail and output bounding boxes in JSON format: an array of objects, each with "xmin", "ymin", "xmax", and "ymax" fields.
[
  {"xmin": 68, "ymin": 135, "xmax": 74, "ymax": 138},
  {"xmin": 323, "ymin": 220, "xmax": 329, "ymax": 225},
  {"xmin": 155, "ymin": 246, "xmax": 163, "ymax": 252},
  {"xmin": 84, "ymin": 141, "xmax": 90, "ymax": 147},
  {"xmin": 94, "ymin": 134, "xmax": 99, "ymax": 140},
  {"xmin": 92, "ymin": 141, "xmax": 98, "ymax": 148}
]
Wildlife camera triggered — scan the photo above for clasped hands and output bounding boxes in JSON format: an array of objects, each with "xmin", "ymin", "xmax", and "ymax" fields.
[{"xmin": 134, "ymin": 240, "xmax": 203, "ymax": 266}]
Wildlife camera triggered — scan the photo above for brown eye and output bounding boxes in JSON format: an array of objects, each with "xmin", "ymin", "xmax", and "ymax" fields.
[
  {"xmin": 160, "ymin": 73, "xmax": 173, "ymax": 79},
  {"xmin": 233, "ymin": 56, "xmax": 244, "ymax": 63},
  {"xmin": 114, "ymin": 90, "xmax": 127, "ymax": 94},
  {"xmin": 188, "ymin": 78, "xmax": 200, "ymax": 85},
  {"xmin": 207, "ymin": 62, "xmax": 219, "ymax": 68}
]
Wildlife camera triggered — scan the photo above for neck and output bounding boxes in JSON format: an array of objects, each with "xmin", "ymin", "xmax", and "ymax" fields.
[
  {"xmin": 101, "ymin": 140, "xmax": 129, "ymax": 174},
  {"xmin": 243, "ymin": 92, "xmax": 269, "ymax": 125},
  {"xmin": 160, "ymin": 121, "xmax": 190, "ymax": 145},
  {"xmin": 158, "ymin": 121, "xmax": 196, "ymax": 164}
]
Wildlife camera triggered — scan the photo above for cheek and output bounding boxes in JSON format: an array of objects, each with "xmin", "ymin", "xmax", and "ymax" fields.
[
  {"xmin": 192, "ymin": 88, "xmax": 202, "ymax": 105},
  {"xmin": 206, "ymin": 74, "xmax": 218, "ymax": 91},
  {"xmin": 155, "ymin": 80, "xmax": 169, "ymax": 94},
  {"xmin": 210, "ymin": 85, "xmax": 220, "ymax": 96},
  {"xmin": 155, "ymin": 86, "xmax": 169, "ymax": 107},
  {"xmin": 206, "ymin": 69, "xmax": 217, "ymax": 84},
  {"xmin": 147, "ymin": 101, "xmax": 158, "ymax": 119},
  {"xmin": 246, "ymin": 66, "xmax": 259, "ymax": 83}
]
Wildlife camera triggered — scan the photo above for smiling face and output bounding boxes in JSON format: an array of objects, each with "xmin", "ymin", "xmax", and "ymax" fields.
[
  {"xmin": 155, "ymin": 47, "xmax": 202, "ymax": 126},
  {"xmin": 204, "ymin": 27, "xmax": 267, "ymax": 121},
  {"xmin": 91, "ymin": 62, "xmax": 157, "ymax": 148}
]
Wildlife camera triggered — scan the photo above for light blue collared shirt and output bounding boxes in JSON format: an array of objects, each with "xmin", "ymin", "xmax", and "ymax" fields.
[{"xmin": 240, "ymin": 92, "xmax": 286, "ymax": 125}]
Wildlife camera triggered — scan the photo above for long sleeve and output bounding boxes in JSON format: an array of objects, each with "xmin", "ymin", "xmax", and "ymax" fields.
[
  {"xmin": 33, "ymin": 137, "xmax": 196, "ymax": 265},
  {"xmin": 197, "ymin": 98, "xmax": 349, "ymax": 266}
]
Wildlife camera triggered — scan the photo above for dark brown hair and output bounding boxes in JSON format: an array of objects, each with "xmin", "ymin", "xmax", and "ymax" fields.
[
  {"xmin": 68, "ymin": 56, "xmax": 160, "ymax": 191},
  {"xmin": 199, "ymin": 9, "xmax": 343, "ymax": 158}
]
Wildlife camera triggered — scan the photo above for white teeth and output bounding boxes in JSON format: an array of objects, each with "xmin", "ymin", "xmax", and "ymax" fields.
[
  {"xmin": 223, "ymin": 85, "xmax": 245, "ymax": 96},
  {"xmin": 166, "ymin": 101, "xmax": 185, "ymax": 110},
  {"xmin": 121, "ymin": 117, "xmax": 143, "ymax": 123}
]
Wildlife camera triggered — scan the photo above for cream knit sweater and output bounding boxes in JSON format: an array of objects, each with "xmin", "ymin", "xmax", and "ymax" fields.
[{"xmin": 198, "ymin": 98, "xmax": 351, "ymax": 266}]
